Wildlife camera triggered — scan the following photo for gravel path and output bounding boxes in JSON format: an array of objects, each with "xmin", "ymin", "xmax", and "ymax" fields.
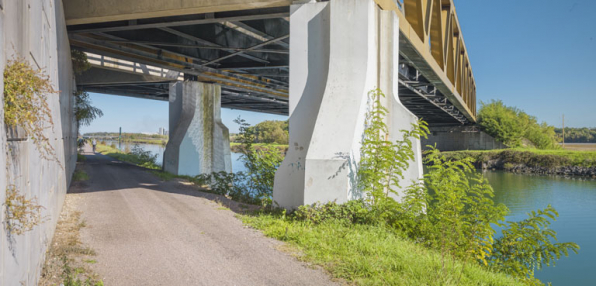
[{"xmin": 74, "ymin": 145, "xmax": 335, "ymax": 286}]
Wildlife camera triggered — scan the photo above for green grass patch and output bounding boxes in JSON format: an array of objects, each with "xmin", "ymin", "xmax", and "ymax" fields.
[
  {"xmin": 242, "ymin": 213, "xmax": 522, "ymax": 286},
  {"xmin": 72, "ymin": 170, "xmax": 89, "ymax": 181},
  {"xmin": 96, "ymin": 144, "xmax": 160, "ymax": 170},
  {"xmin": 77, "ymin": 154, "xmax": 86, "ymax": 162},
  {"xmin": 441, "ymin": 148, "xmax": 596, "ymax": 168},
  {"xmin": 150, "ymin": 170, "xmax": 194, "ymax": 182}
]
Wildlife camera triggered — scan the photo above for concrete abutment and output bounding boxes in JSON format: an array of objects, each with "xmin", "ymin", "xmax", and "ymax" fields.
[
  {"xmin": 272, "ymin": 0, "xmax": 423, "ymax": 208},
  {"xmin": 163, "ymin": 81, "xmax": 232, "ymax": 176}
]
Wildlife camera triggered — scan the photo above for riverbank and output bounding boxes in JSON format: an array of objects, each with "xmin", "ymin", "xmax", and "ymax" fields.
[
  {"xmin": 440, "ymin": 148, "xmax": 596, "ymax": 177},
  {"xmin": 230, "ymin": 142, "xmax": 288, "ymax": 153}
]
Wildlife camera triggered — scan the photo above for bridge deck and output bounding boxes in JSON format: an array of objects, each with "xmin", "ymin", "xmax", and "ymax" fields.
[{"xmin": 67, "ymin": 0, "xmax": 477, "ymax": 124}]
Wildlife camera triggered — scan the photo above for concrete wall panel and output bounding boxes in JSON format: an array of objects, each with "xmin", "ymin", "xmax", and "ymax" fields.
[{"xmin": 1, "ymin": 1, "xmax": 77, "ymax": 285}]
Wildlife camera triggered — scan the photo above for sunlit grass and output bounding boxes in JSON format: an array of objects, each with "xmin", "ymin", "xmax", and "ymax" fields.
[
  {"xmin": 96, "ymin": 144, "xmax": 160, "ymax": 170},
  {"xmin": 241, "ymin": 213, "xmax": 522, "ymax": 286}
]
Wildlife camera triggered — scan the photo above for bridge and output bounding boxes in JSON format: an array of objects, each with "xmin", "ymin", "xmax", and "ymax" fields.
[
  {"xmin": 64, "ymin": 0, "xmax": 478, "ymax": 208},
  {"xmin": 0, "ymin": 1, "xmax": 479, "ymax": 283}
]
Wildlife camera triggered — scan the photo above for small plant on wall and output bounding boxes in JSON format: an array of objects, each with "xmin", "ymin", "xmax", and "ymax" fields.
[
  {"xmin": 4, "ymin": 185, "xmax": 45, "ymax": 235},
  {"xmin": 3, "ymin": 58, "xmax": 59, "ymax": 162}
]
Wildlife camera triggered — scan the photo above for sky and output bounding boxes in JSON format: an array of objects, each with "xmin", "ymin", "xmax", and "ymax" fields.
[{"xmin": 80, "ymin": 0, "xmax": 596, "ymax": 135}]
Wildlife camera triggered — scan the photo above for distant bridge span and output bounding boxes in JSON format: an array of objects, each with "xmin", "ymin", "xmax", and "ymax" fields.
[{"xmin": 64, "ymin": 0, "xmax": 479, "ymax": 207}]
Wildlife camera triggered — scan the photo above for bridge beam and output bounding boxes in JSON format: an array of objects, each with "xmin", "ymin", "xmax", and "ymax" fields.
[
  {"xmin": 273, "ymin": 0, "xmax": 423, "ymax": 208},
  {"xmin": 163, "ymin": 81, "xmax": 232, "ymax": 176}
]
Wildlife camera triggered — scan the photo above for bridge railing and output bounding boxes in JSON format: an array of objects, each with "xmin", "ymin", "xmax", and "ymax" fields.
[
  {"xmin": 85, "ymin": 52, "xmax": 184, "ymax": 80},
  {"xmin": 376, "ymin": 0, "xmax": 477, "ymax": 121}
]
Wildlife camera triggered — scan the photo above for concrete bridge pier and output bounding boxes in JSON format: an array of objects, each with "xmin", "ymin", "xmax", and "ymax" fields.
[
  {"xmin": 272, "ymin": 0, "xmax": 423, "ymax": 208},
  {"xmin": 163, "ymin": 81, "xmax": 232, "ymax": 176}
]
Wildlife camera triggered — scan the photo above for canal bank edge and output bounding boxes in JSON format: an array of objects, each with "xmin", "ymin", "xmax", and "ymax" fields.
[{"xmin": 438, "ymin": 149, "xmax": 596, "ymax": 178}]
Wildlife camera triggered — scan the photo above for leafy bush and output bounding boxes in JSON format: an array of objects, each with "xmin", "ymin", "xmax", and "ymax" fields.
[
  {"xmin": 129, "ymin": 145, "xmax": 158, "ymax": 167},
  {"xmin": 294, "ymin": 200, "xmax": 374, "ymax": 225},
  {"xmin": 357, "ymin": 89, "xmax": 428, "ymax": 209},
  {"xmin": 489, "ymin": 206, "xmax": 579, "ymax": 285},
  {"xmin": 478, "ymin": 100, "xmax": 558, "ymax": 149}
]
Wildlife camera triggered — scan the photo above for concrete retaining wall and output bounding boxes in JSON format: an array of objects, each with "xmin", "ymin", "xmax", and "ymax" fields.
[
  {"xmin": 0, "ymin": 1, "xmax": 77, "ymax": 285},
  {"xmin": 422, "ymin": 126, "xmax": 507, "ymax": 151}
]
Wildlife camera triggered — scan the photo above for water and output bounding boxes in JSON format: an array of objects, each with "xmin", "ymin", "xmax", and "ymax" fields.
[
  {"xmin": 484, "ymin": 171, "xmax": 596, "ymax": 286},
  {"xmin": 103, "ymin": 140, "xmax": 245, "ymax": 170}
]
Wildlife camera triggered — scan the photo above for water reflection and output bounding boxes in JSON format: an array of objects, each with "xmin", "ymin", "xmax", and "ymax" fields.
[{"xmin": 484, "ymin": 171, "xmax": 596, "ymax": 286}]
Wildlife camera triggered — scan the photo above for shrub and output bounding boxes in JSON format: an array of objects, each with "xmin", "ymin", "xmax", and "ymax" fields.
[
  {"xmin": 130, "ymin": 145, "xmax": 158, "ymax": 166},
  {"xmin": 478, "ymin": 100, "xmax": 559, "ymax": 149},
  {"xmin": 489, "ymin": 206, "xmax": 579, "ymax": 285}
]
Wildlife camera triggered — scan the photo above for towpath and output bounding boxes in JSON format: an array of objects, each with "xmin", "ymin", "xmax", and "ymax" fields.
[{"xmin": 71, "ymin": 145, "xmax": 334, "ymax": 285}]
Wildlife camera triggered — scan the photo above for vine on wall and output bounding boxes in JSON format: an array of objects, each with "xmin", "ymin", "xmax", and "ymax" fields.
[
  {"xmin": 4, "ymin": 58, "xmax": 59, "ymax": 162},
  {"xmin": 3, "ymin": 58, "xmax": 57, "ymax": 235},
  {"xmin": 4, "ymin": 185, "xmax": 45, "ymax": 235}
]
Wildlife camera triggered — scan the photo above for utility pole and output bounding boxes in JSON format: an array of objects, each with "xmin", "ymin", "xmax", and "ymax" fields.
[{"xmin": 562, "ymin": 114, "xmax": 565, "ymax": 149}]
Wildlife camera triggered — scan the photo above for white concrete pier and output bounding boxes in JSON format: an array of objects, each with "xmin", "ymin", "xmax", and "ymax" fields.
[
  {"xmin": 272, "ymin": 0, "xmax": 423, "ymax": 208},
  {"xmin": 163, "ymin": 81, "xmax": 232, "ymax": 176}
]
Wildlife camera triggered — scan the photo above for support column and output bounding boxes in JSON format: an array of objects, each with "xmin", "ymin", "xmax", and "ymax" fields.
[
  {"xmin": 163, "ymin": 81, "xmax": 231, "ymax": 176},
  {"xmin": 273, "ymin": 0, "xmax": 423, "ymax": 208}
]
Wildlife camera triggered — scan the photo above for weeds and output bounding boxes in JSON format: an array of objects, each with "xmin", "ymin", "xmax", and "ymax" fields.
[
  {"xmin": 72, "ymin": 170, "xmax": 89, "ymax": 181},
  {"xmin": 4, "ymin": 185, "xmax": 45, "ymax": 235}
]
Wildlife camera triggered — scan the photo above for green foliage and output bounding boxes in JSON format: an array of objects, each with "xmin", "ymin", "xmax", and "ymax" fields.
[
  {"xmin": 412, "ymin": 149, "xmax": 509, "ymax": 266},
  {"xmin": 72, "ymin": 170, "xmax": 89, "ymax": 181},
  {"xmin": 3, "ymin": 58, "xmax": 59, "ymax": 163},
  {"xmin": 478, "ymin": 100, "xmax": 559, "ymax": 149},
  {"xmin": 555, "ymin": 127, "xmax": 596, "ymax": 143},
  {"xmin": 358, "ymin": 89, "xmax": 428, "ymax": 208},
  {"xmin": 234, "ymin": 116, "xmax": 284, "ymax": 202},
  {"xmin": 61, "ymin": 256, "xmax": 103, "ymax": 286},
  {"xmin": 4, "ymin": 185, "xmax": 45, "ymax": 235},
  {"xmin": 294, "ymin": 200, "xmax": 374, "ymax": 226},
  {"xmin": 77, "ymin": 154, "xmax": 87, "ymax": 162},
  {"xmin": 184, "ymin": 117, "xmax": 284, "ymax": 205},
  {"xmin": 71, "ymin": 49, "xmax": 91, "ymax": 75},
  {"xmin": 489, "ymin": 205, "xmax": 580, "ymax": 285},
  {"xmin": 96, "ymin": 144, "xmax": 160, "ymax": 169},
  {"xmin": 233, "ymin": 120, "xmax": 289, "ymax": 144},
  {"xmin": 440, "ymin": 149, "xmax": 596, "ymax": 168},
  {"xmin": 74, "ymin": 90, "xmax": 103, "ymax": 128}
]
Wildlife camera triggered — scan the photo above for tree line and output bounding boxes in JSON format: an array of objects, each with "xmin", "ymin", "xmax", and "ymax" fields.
[
  {"xmin": 231, "ymin": 119, "xmax": 289, "ymax": 145},
  {"xmin": 555, "ymin": 127, "xmax": 596, "ymax": 143}
]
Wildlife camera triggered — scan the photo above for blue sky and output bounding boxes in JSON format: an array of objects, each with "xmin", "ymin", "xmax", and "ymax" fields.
[{"xmin": 80, "ymin": 0, "xmax": 596, "ymax": 134}]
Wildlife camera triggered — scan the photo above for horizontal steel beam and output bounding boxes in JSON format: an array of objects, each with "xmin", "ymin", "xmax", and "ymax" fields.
[{"xmin": 68, "ymin": 12, "xmax": 289, "ymax": 34}]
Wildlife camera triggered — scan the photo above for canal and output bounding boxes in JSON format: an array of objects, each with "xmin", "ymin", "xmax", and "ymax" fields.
[
  {"xmin": 106, "ymin": 141, "xmax": 595, "ymax": 285},
  {"xmin": 485, "ymin": 171, "xmax": 595, "ymax": 286}
]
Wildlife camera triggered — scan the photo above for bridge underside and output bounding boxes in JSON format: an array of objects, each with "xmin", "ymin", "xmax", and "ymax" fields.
[{"xmin": 68, "ymin": 5, "xmax": 469, "ymax": 124}]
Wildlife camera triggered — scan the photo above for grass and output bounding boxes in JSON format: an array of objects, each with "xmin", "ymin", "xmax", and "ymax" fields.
[
  {"xmin": 72, "ymin": 170, "xmax": 89, "ymax": 181},
  {"xmin": 77, "ymin": 154, "xmax": 86, "ymax": 162},
  {"xmin": 96, "ymin": 144, "xmax": 160, "ymax": 169},
  {"xmin": 40, "ymin": 195, "xmax": 103, "ymax": 286},
  {"xmin": 241, "ymin": 213, "xmax": 522, "ymax": 286},
  {"xmin": 440, "ymin": 147, "xmax": 596, "ymax": 168}
]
